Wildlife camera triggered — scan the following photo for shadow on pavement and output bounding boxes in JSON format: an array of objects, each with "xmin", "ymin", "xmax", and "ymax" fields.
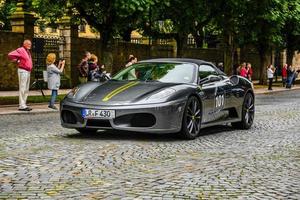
[{"xmin": 61, "ymin": 125, "xmax": 235, "ymax": 142}]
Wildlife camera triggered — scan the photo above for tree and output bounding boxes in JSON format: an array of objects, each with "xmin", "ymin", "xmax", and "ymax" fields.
[
  {"xmin": 282, "ymin": 0, "xmax": 300, "ymax": 65},
  {"xmin": 241, "ymin": 0, "xmax": 294, "ymax": 84},
  {"xmin": 30, "ymin": 0, "xmax": 155, "ymax": 62},
  {"xmin": 147, "ymin": 0, "xmax": 212, "ymax": 57},
  {"xmin": 0, "ymin": 0, "xmax": 17, "ymax": 30},
  {"xmin": 208, "ymin": 0, "xmax": 246, "ymax": 75}
]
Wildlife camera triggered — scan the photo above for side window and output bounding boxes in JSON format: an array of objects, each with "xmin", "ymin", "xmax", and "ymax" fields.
[{"xmin": 199, "ymin": 64, "xmax": 219, "ymax": 79}]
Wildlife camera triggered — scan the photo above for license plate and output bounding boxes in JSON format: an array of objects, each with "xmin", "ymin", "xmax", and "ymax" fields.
[{"xmin": 82, "ymin": 109, "xmax": 115, "ymax": 119}]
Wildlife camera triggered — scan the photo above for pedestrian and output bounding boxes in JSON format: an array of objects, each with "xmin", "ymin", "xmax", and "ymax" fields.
[
  {"xmin": 282, "ymin": 63, "xmax": 287, "ymax": 87},
  {"xmin": 125, "ymin": 56, "xmax": 137, "ymax": 80},
  {"xmin": 88, "ymin": 54, "xmax": 104, "ymax": 81},
  {"xmin": 8, "ymin": 39, "xmax": 33, "ymax": 111},
  {"xmin": 46, "ymin": 53, "xmax": 65, "ymax": 110},
  {"xmin": 240, "ymin": 63, "xmax": 248, "ymax": 78},
  {"xmin": 77, "ymin": 51, "xmax": 91, "ymax": 84},
  {"xmin": 217, "ymin": 62, "xmax": 224, "ymax": 72},
  {"xmin": 292, "ymin": 70, "xmax": 298, "ymax": 86},
  {"xmin": 125, "ymin": 55, "xmax": 137, "ymax": 67},
  {"xmin": 286, "ymin": 65, "xmax": 294, "ymax": 89},
  {"xmin": 232, "ymin": 64, "xmax": 239, "ymax": 75},
  {"xmin": 246, "ymin": 63, "xmax": 253, "ymax": 81},
  {"xmin": 267, "ymin": 64, "xmax": 275, "ymax": 90}
]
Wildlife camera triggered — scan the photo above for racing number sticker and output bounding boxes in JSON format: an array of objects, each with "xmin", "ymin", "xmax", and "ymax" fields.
[{"xmin": 215, "ymin": 94, "xmax": 225, "ymax": 109}]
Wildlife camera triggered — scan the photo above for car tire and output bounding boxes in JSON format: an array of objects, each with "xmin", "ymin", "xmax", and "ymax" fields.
[
  {"xmin": 76, "ymin": 128, "xmax": 98, "ymax": 134},
  {"xmin": 180, "ymin": 96, "xmax": 202, "ymax": 140},
  {"xmin": 231, "ymin": 93, "xmax": 255, "ymax": 129}
]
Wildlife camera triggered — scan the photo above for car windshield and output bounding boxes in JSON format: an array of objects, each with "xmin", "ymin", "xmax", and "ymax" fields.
[{"xmin": 112, "ymin": 62, "xmax": 196, "ymax": 83}]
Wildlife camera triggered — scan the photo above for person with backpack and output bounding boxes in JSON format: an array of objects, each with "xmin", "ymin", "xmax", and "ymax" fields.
[{"xmin": 8, "ymin": 39, "xmax": 33, "ymax": 111}]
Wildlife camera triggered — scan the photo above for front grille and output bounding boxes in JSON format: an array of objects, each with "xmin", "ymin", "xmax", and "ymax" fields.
[
  {"xmin": 131, "ymin": 113, "xmax": 156, "ymax": 127},
  {"xmin": 86, "ymin": 119, "xmax": 112, "ymax": 128},
  {"xmin": 61, "ymin": 110, "xmax": 77, "ymax": 124},
  {"xmin": 114, "ymin": 113, "xmax": 156, "ymax": 128}
]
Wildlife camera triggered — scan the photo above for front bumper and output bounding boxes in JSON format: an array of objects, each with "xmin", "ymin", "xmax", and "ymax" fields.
[{"xmin": 60, "ymin": 99, "xmax": 186, "ymax": 133}]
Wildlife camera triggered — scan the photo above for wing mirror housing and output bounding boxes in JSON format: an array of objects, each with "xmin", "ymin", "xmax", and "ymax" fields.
[
  {"xmin": 229, "ymin": 75, "xmax": 239, "ymax": 86},
  {"xmin": 199, "ymin": 75, "xmax": 222, "ymax": 85}
]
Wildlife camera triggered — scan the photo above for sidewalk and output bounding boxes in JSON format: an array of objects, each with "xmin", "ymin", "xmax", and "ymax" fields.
[
  {"xmin": 0, "ymin": 89, "xmax": 70, "ymax": 97},
  {"xmin": 0, "ymin": 89, "xmax": 70, "ymax": 115},
  {"xmin": 0, "ymin": 86, "xmax": 299, "ymax": 115},
  {"xmin": 254, "ymin": 85, "xmax": 300, "ymax": 94}
]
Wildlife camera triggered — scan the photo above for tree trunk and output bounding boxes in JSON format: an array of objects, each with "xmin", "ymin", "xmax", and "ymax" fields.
[
  {"xmin": 193, "ymin": 28, "xmax": 204, "ymax": 48},
  {"xmin": 175, "ymin": 34, "xmax": 187, "ymax": 58},
  {"xmin": 121, "ymin": 28, "xmax": 133, "ymax": 42},
  {"xmin": 258, "ymin": 50, "xmax": 269, "ymax": 85},
  {"xmin": 100, "ymin": 29, "xmax": 114, "ymax": 74},
  {"xmin": 287, "ymin": 48, "xmax": 294, "ymax": 66},
  {"xmin": 223, "ymin": 33, "xmax": 235, "ymax": 75}
]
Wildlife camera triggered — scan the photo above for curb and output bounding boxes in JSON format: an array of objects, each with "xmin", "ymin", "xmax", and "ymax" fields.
[
  {"xmin": 254, "ymin": 87, "xmax": 300, "ymax": 95},
  {"xmin": 0, "ymin": 109, "xmax": 59, "ymax": 116},
  {"xmin": 0, "ymin": 103, "xmax": 60, "ymax": 116}
]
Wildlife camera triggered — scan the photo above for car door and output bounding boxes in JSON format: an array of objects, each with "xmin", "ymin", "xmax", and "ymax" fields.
[{"xmin": 198, "ymin": 64, "xmax": 227, "ymax": 123}]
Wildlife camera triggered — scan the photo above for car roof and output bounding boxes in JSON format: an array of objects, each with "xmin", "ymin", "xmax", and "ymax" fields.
[
  {"xmin": 139, "ymin": 58, "xmax": 208, "ymax": 66},
  {"xmin": 139, "ymin": 58, "xmax": 225, "ymax": 75}
]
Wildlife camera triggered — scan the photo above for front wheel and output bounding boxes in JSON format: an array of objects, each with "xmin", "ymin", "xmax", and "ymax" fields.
[
  {"xmin": 231, "ymin": 93, "xmax": 255, "ymax": 129},
  {"xmin": 76, "ymin": 128, "xmax": 98, "ymax": 134},
  {"xmin": 180, "ymin": 96, "xmax": 202, "ymax": 140}
]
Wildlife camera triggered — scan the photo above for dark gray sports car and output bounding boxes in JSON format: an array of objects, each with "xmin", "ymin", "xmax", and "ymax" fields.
[{"xmin": 60, "ymin": 58, "xmax": 254, "ymax": 139}]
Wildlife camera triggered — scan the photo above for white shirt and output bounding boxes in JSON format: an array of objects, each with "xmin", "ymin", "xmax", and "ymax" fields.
[{"xmin": 267, "ymin": 68, "xmax": 274, "ymax": 79}]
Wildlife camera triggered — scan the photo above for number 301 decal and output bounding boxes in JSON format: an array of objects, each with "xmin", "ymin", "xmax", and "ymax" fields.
[{"xmin": 215, "ymin": 94, "xmax": 225, "ymax": 109}]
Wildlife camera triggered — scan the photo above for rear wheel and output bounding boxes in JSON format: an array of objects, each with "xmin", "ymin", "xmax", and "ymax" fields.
[
  {"xmin": 76, "ymin": 128, "xmax": 98, "ymax": 134},
  {"xmin": 181, "ymin": 96, "xmax": 202, "ymax": 140},
  {"xmin": 231, "ymin": 93, "xmax": 255, "ymax": 129}
]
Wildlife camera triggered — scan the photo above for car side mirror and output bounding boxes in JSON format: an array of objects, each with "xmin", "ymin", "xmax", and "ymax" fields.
[
  {"xmin": 229, "ymin": 75, "xmax": 239, "ymax": 86},
  {"xmin": 199, "ymin": 75, "xmax": 221, "ymax": 85}
]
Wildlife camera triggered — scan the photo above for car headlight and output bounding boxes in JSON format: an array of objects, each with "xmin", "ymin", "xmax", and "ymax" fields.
[
  {"xmin": 67, "ymin": 87, "xmax": 80, "ymax": 98},
  {"xmin": 147, "ymin": 88, "xmax": 176, "ymax": 100}
]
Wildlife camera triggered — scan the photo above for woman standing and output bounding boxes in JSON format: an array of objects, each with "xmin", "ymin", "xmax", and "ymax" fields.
[
  {"xmin": 282, "ymin": 64, "xmax": 287, "ymax": 87},
  {"xmin": 240, "ymin": 63, "xmax": 248, "ymax": 78},
  {"xmin": 46, "ymin": 53, "xmax": 65, "ymax": 109},
  {"xmin": 246, "ymin": 63, "xmax": 253, "ymax": 81},
  {"xmin": 267, "ymin": 64, "xmax": 275, "ymax": 90}
]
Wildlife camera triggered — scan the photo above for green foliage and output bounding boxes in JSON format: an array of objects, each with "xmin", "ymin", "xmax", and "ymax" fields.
[{"xmin": 0, "ymin": 0, "xmax": 17, "ymax": 30}]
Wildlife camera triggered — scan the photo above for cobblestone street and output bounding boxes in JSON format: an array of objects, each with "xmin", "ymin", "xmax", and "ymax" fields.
[{"xmin": 0, "ymin": 90, "xmax": 299, "ymax": 199}]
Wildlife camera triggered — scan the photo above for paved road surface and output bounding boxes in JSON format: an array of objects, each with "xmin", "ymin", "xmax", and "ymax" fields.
[{"xmin": 0, "ymin": 91, "xmax": 299, "ymax": 199}]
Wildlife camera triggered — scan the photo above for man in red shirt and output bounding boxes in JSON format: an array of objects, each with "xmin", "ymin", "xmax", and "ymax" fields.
[
  {"xmin": 8, "ymin": 40, "xmax": 33, "ymax": 111},
  {"xmin": 282, "ymin": 64, "xmax": 287, "ymax": 87}
]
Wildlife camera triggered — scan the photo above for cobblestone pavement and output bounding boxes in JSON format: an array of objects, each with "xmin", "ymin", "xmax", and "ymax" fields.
[{"xmin": 0, "ymin": 91, "xmax": 299, "ymax": 199}]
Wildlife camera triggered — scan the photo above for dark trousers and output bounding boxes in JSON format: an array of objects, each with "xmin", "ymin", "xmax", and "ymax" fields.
[
  {"xmin": 49, "ymin": 90, "xmax": 58, "ymax": 106},
  {"xmin": 286, "ymin": 74, "xmax": 294, "ymax": 88},
  {"xmin": 268, "ymin": 78, "xmax": 273, "ymax": 90},
  {"xmin": 282, "ymin": 78, "xmax": 286, "ymax": 87}
]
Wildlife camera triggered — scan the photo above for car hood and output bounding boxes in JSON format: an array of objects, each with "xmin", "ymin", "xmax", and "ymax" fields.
[{"xmin": 80, "ymin": 80, "xmax": 180, "ymax": 105}]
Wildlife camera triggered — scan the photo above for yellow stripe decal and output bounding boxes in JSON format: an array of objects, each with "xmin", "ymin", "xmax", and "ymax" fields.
[{"xmin": 102, "ymin": 81, "xmax": 139, "ymax": 102}]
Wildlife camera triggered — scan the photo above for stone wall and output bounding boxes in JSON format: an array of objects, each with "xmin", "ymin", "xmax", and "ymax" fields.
[
  {"xmin": 0, "ymin": 31, "xmax": 25, "ymax": 90},
  {"xmin": 1, "ymin": 30, "xmax": 290, "ymax": 90}
]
